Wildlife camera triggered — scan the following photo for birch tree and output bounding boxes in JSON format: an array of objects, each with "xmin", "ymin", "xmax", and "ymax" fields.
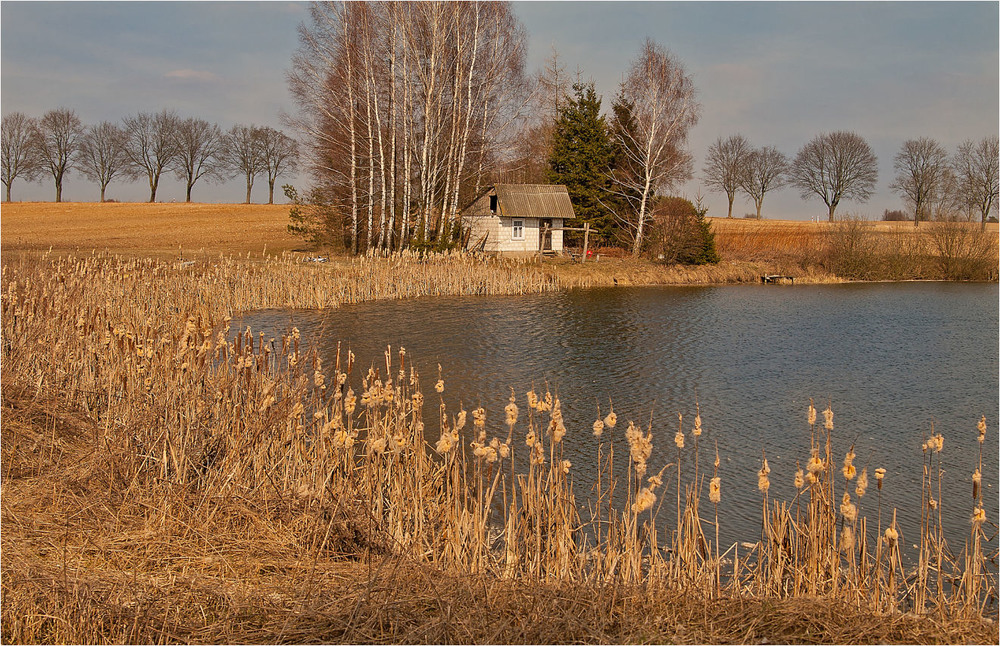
[
  {"xmin": 2, "ymin": 112, "xmax": 42, "ymax": 202},
  {"xmin": 76, "ymin": 121, "xmax": 129, "ymax": 202},
  {"xmin": 702, "ymin": 134, "xmax": 751, "ymax": 219},
  {"xmin": 610, "ymin": 39, "xmax": 700, "ymax": 255}
]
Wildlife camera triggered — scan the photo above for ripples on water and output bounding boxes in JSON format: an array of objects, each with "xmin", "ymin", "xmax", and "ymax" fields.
[{"xmin": 241, "ymin": 282, "xmax": 999, "ymax": 550}]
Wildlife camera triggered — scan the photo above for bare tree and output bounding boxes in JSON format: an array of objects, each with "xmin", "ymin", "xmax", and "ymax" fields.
[
  {"xmin": 76, "ymin": 121, "xmax": 129, "ymax": 202},
  {"xmin": 123, "ymin": 110, "xmax": 181, "ymax": 202},
  {"xmin": 288, "ymin": 1, "xmax": 529, "ymax": 253},
  {"xmin": 257, "ymin": 127, "xmax": 298, "ymax": 205},
  {"xmin": 702, "ymin": 134, "xmax": 752, "ymax": 219},
  {"xmin": 2, "ymin": 112, "xmax": 42, "ymax": 202},
  {"xmin": 953, "ymin": 135, "xmax": 999, "ymax": 230},
  {"xmin": 890, "ymin": 137, "xmax": 949, "ymax": 227},
  {"xmin": 610, "ymin": 39, "xmax": 700, "ymax": 255},
  {"xmin": 739, "ymin": 146, "xmax": 787, "ymax": 219},
  {"xmin": 223, "ymin": 124, "xmax": 265, "ymax": 204},
  {"xmin": 32, "ymin": 108, "xmax": 84, "ymax": 203},
  {"xmin": 173, "ymin": 117, "xmax": 224, "ymax": 203},
  {"xmin": 790, "ymin": 131, "xmax": 878, "ymax": 221}
]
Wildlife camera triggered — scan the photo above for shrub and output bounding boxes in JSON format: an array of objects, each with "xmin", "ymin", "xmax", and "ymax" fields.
[
  {"xmin": 647, "ymin": 197, "xmax": 719, "ymax": 265},
  {"xmin": 882, "ymin": 209, "xmax": 909, "ymax": 221}
]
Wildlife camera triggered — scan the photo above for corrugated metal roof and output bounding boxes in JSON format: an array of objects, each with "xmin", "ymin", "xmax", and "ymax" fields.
[{"xmin": 495, "ymin": 184, "xmax": 576, "ymax": 220}]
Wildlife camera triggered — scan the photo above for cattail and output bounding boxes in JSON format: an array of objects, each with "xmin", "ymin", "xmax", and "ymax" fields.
[
  {"xmin": 473, "ymin": 407, "xmax": 486, "ymax": 429},
  {"xmin": 841, "ymin": 526, "xmax": 855, "ymax": 551},
  {"xmin": 693, "ymin": 412, "xmax": 703, "ymax": 437},
  {"xmin": 592, "ymin": 418, "xmax": 605, "ymax": 437},
  {"xmin": 369, "ymin": 437, "xmax": 386, "ymax": 456},
  {"xmin": 808, "ymin": 401, "xmax": 817, "ymax": 426},
  {"xmin": 928, "ymin": 497, "xmax": 938, "ymax": 510},
  {"xmin": 823, "ymin": 405, "xmax": 834, "ymax": 431},
  {"xmin": 498, "ymin": 442, "xmax": 510, "ymax": 459},
  {"xmin": 794, "ymin": 468, "xmax": 805, "ymax": 489},
  {"xmin": 972, "ymin": 507, "xmax": 986, "ymax": 525},
  {"xmin": 875, "ymin": 467, "xmax": 886, "ymax": 490},
  {"xmin": 632, "ymin": 487, "xmax": 656, "ymax": 513},
  {"xmin": 531, "ymin": 441, "xmax": 545, "ymax": 466},
  {"xmin": 709, "ymin": 476, "xmax": 721, "ymax": 503},
  {"xmin": 977, "ymin": 415, "xmax": 986, "ymax": 444},
  {"xmin": 648, "ymin": 474, "xmax": 663, "ymax": 490},
  {"xmin": 455, "ymin": 409, "xmax": 467, "ymax": 431},
  {"xmin": 973, "ymin": 469, "xmax": 982, "ymax": 500},
  {"xmin": 674, "ymin": 429, "xmax": 685, "ymax": 449},
  {"xmin": 525, "ymin": 431, "xmax": 536, "ymax": 448},
  {"xmin": 505, "ymin": 401, "xmax": 518, "ymax": 426},
  {"xmin": 604, "ymin": 410, "xmax": 617, "ymax": 429},
  {"xmin": 314, "ymin": 370, "xmax": 325, "ymax": 388},
  {"xmin": 526, "ymin": 389, "xmax": 538, "ymax": 410},
  {"xmin": 884, "ymin": 526, "xmax": 898, "ymax": 545},
  {"xmin": 561, "ymin": 459, "xmax": 571, "ymax": 474},
  {"xmin": 758, "ymin": 458, "xmax": 771, "ymax": 494},
  {"xmin": 855, "ymin": 468, "xmax": 868, "ymax": 498},
  {"xmin": 807, "ymin": 450, "xmax": 824, "ymax": 476},
  {"xmin": 435, "ymin": 434, "xmax": 454, "ymax": 454},
  {"xmin": 435, "ymin": 379, "xmax": 445, "ymax": 393},
  {"xmin": 840, "ymin": 493, "xmax": 857, "ymax": 522},
  {"xmin": 345, "ymin": 388, "xmax": 356, "ymax": 415},
  {"xmin": 933, "ymin": 433, "xmax": 944, "ymax": 452}
]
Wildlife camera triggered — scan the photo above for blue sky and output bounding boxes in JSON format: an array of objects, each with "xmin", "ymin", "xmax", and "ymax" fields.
[{"xmin": 2, "ymin": 1, "xmax": 997, "ymax": 220}]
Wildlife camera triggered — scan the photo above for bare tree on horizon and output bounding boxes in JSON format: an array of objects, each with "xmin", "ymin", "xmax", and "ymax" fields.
[
  {"xmin": 790, "ymin": 131, "xmax": 878, "ymax": 222},
  {"xmin": 76, "ymin": 121, "xmax": 129, "ymax": 202},
  {"xmin": 2, "ymin": 112, "xmax": 42, "ymax": 202},
  {"xmin": 702, "ymin": 134, "xmax": 752, "ymax": 219},
  {"xmin": 739, "ymin": 146, "xmax": 787, "ymax": 219},
  {"xmin": 123, "ymin": 110, "xmax": 181, "ymax": 202},
  {"xmin": 173, "ymin": 117, "xmax": 225, "ymax": 203},
  {"xmin": 33, "ymin": 108, "xmax": 85, "ymax": 203},
  {"xmin": 258, "ymin": 126, "xmax": 298, "ymax": 205},
  {"xmin": 890, "ymin": 137, "xmax": 949, "ymax": 227},
  {"xmin": 953, "ymin": 135, "xmax": 999, "ymax": 230},
  {"xmin": 223, "ymin": 124, "xmax": 266, "ymax": 204}
]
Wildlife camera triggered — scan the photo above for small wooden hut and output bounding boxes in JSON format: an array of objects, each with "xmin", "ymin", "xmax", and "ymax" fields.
[{"xmin": 461, "ymin": 184, "xmax": 576, "ymax": 255}]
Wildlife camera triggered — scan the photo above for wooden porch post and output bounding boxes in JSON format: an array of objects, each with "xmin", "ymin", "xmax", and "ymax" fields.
[{"xmin": 582, "ymin": 222, "xmax": 590, "ymax": 263}]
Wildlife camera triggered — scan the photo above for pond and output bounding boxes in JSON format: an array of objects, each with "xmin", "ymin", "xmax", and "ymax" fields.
[{"xmin": 239, "ymin": 282, "xmax": 998, "ymax": 551}]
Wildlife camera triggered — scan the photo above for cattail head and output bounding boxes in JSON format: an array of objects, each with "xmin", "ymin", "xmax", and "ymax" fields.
[
  {"xmin": 434, "ymin": 432, "xmax": 452, "ymax": 454},
  {"xmin": 855, "ymin": 468, "xmax": 868, "ymax": 498},
  {"xmin": 648, "ymin": 474, "xmax": 663, "ymax": 490},
  {"xmin": 884, "ymin": 526, "xmax": 898, "ymax": 545},
  {"xmin": 807, "ymin": 450, "xmax": 824, "ymax": 476},
  {"xmin": 434, "ymin": 379, "xmax": 445, "ymax": 393},
  {"xmin": 604, "ymin": 410, "xmax": 617, "ymax": 429},
  {"xmin": 561, "ymin": 459, "xmax": 571, "ymax": 474},
  {"xmin": 972, "ymin": 507, "xmax": 986, "ymax": 526},
  {"xmin": 674, "ymin": 430, "xmax": 685, "ymax": 449},
  {"xmin": 875, "ymin": 467, "xmax": 886, "ymax": 490},
  {"xmin": 840, "ymin": 493, "xmax": 857, "ymax": 522},
  {"xmin": 693, "ymin": 412, "xmax": 703, "ymax": 437},
  {"xmin": 794, "ymin": 468, "xmax": 805, "ymax": 490},
  {"xmin": 808, "ymin": 401, "xmax": 817, "ymax": 426},
  {"xmin": 977, "ymin": 415, "xmax": 987, "ymax": 444},
  {"xmin": 525, "ymin": 431, "xmax": 536, "ymax": 448},
  {"xmin": 928, "ymin": 497, "xmax": 938, "ymax": 511},
  {"xmin": 933, "ymin": 433, "xmax": 944, "ymax": 453},
  {"xmin": 505, "ymin": 401, "xmax": 518, "ymax": 427},
  {"xmin": 526, "ymin": 389, "xmax": 539, "ymax": 410},
  {"xmin": 473, "ymin": 407, "xmax": 486, "ymax": 429},
  {"xmin": 973, "ymin": 469, "xmax": 982, "ymax": 500},
  {"xmin": 823, "ymin": 405, "xmax": 834, "ymax": 431},
  {"xmin": 592, "ymin": 418, "xmax": 605, "ymax": 437},
  {"xmin": 632, "ymin": 487, "xmax": 656, "ymax": 514},
  {"xmin": 456, "ymin": 409, "xmax": 467, "ymax": 431},
  {"xmin": 709, "ymin": 476, "xmax": 721, "ymax": 504},
  {"xmin": 758, "ymin": 459, "xmax": 771, "ymax": 494}
]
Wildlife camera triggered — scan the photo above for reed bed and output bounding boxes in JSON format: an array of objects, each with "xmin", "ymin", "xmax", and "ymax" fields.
[{"xmin": 1, "ymin": 251, "xmax": 997, "ymax": 643}]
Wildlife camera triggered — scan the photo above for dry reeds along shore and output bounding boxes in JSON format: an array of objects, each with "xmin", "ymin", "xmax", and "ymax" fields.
[{"xmin": 1, "ymin": 248, "xmax": 997, "ymax": 644}]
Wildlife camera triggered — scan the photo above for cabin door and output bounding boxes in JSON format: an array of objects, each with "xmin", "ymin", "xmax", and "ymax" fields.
[{"xmin": 540, "ymin": 218, "xmax": 553, "ymax": 251}]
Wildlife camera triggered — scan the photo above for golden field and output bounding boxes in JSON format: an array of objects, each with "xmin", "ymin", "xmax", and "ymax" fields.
[{"xmin": 1, "ymin": 202, "xmax": 301, "ymax": 258}]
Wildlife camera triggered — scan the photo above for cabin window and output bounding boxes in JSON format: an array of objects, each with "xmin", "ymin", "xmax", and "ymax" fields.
[
  {"xmin": 489, "ymin": 194, "xmax": 497, "ymax": 213},
  {"xmin": 511, "ymin": 219, "xmax": 524, "ymax": 240}
]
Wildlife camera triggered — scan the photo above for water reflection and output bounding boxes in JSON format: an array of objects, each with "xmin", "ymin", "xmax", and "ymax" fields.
[{"xmin": 239, "ymin": 282, "xmax": 998, "ymax": 551}]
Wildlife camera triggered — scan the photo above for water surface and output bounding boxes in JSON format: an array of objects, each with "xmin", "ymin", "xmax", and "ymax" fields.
[{"xmin": 240, "ymin": 282, "xmax": 999, "ymax": 549}]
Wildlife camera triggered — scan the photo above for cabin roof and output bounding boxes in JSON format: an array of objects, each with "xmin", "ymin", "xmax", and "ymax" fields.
[{"xmin": 464, "ymin": 184, "xmax": 576, "ymax": 220}]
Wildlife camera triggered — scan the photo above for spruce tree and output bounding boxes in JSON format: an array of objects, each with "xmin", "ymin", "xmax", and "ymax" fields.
[{"xmin": 547, "ymin": 82, "xmax": 617, "ymax": 241}]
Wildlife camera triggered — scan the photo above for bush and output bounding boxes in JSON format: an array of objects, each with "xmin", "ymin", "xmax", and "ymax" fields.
[{"xmin": 647, "ymin": 197, "xmax": 719, "ymax": 265}]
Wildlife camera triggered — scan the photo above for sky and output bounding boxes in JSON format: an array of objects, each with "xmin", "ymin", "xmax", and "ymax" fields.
[{"xmin": 1, "ymin": 1, "xmax": 997, "ymax": 220}]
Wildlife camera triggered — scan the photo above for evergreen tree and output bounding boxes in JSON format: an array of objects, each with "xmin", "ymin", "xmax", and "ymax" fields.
[
  {"xmin": 608, "ymin": 89, "xmax": 647, "ymax": 244},
  {"xmin": 547, "ymin": 82, "xmax": 616, "ymax": 241}
]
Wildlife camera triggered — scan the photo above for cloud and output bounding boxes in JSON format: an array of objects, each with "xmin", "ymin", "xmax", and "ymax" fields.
[{"xmin": 164, "ymin": 69, "xmax": 218, "ymax": 82}]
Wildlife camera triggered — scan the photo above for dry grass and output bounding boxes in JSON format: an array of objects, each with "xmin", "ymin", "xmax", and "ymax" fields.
[{"xmin": 2, "ymin": 248, "xmax": 997, "ymax": 644}]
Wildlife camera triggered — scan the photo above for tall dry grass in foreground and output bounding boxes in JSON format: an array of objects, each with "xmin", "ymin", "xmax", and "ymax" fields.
[{"xmin": 1, "ymin": 251, "xmax": 997, "ymax": 643}]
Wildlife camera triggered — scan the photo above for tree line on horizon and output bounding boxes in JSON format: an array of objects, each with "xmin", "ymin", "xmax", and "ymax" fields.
[{"xmin": 1, "ymin": 109, "xmax": 298, "ymax": 205}]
